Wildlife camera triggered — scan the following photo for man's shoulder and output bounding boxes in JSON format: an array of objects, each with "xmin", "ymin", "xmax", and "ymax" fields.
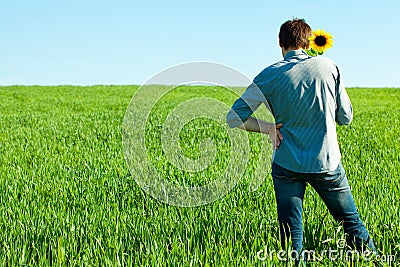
[
  {"xmin": 253, "ymin": 65, "xmax": 279, "ymax": 86},
  {"xmin": 310, "ymin": 56, "xmax": 338, "ymax": 68},
  {"xmin": 253, "ymin": 60, "xmax": 288, "ymax": 84},
  {"xmin": 302, "ymin": 56, "xmax": 340, "ymax": 77},
  {"xmin": 254, "ymin": 55, "xmax": 340, "ymax": 85}
]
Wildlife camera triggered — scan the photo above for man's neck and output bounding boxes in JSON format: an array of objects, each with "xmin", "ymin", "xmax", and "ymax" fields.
[{"xmin": 281, "ymin": 47, "xmax": 306, "ymax": 58}]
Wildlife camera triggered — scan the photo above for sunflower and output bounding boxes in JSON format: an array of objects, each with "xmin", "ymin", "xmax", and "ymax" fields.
[{"xmin": 308, "ymin": 29, "xmax": 334, "ymax": 54}]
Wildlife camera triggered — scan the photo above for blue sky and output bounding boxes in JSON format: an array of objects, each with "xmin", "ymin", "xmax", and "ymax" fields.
[{"xmin": 1, "ymin": 0, "xmax": 399, "ymax": 87}]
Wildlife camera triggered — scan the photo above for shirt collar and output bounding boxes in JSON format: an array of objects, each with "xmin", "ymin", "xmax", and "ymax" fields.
[{"xmin": 284, "ymin": 49, "xmax": 309, "ymax": 59}]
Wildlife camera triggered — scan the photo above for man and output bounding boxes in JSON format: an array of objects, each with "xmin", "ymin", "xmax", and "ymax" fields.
[{"xmin": 226, "ymin": 18, "xmax": 375, "ymax": 258}]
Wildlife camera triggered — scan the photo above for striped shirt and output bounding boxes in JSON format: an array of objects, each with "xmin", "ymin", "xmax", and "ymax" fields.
[{"xmin": 226, "ymin": 50, "xmax": 353, "ymax": 173}]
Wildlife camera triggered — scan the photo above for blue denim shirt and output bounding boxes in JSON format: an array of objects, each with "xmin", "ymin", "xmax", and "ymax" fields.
[{"xmin": 226, "ymin": 50, "xmax": 353, "ymax": 173}]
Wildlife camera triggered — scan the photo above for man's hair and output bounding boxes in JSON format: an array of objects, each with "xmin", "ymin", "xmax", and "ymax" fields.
[{"xmin": 279, "ymin": 18, "xmax": 312, "ymax": 50}]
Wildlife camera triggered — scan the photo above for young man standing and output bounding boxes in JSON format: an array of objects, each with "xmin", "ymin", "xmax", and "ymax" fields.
[{"xmin": 226, "ymin": 18, "xmax": 375, "ymax": 258}]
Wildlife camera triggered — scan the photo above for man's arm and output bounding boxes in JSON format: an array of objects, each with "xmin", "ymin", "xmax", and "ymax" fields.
[
  {"xmin": 226, "ymin": 82, "xmax": 283, "ymax": 149},
  {"xmin": 335, "ymin": 68, "xmax": 353, "ymax": 126},
  {"xmin": 237, "ymin": 117, "xmax": 283, "ymax": 149},
  {"xmin": 226, "ymin": 83, "xmax": 264, "ymax": 128}
]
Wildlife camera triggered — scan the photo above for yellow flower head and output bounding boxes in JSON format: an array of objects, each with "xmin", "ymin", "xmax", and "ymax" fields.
[{"xmin": 308, "ymin": 29, "xmax": 334, "ymax": 53}]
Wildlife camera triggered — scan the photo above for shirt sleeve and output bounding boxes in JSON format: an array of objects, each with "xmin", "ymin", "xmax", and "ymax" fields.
[
  {"xmin": 335, "ymin": 68, "xmax": 353, "ymax": 126},
  {"xmin": 226, "ymin": 82, "xmax": 266, "ymax": 128}
]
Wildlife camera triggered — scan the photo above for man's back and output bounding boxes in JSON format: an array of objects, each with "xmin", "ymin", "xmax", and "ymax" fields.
[
  {"xmin": 227, "ymin": 50, "xmax": 353, "ymax": 173},
  {"xmin": 255, "ymin": 50, "xmax": 352, "ymax": 173}
]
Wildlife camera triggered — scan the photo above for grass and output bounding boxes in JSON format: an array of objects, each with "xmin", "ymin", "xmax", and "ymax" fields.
[{"xmin": 0, "ymin": 85, "xmax": 399, "ymax": 266}]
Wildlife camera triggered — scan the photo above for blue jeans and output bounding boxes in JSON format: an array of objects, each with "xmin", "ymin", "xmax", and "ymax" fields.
[{"xmin": 272, "ymin": 162, "xmax": 375, "ymax": 254}]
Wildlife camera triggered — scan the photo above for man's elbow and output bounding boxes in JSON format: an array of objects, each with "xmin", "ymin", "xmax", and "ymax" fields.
[
  {"xmin": 226, "ymin": 110, "xmax": 246, "ymax": 128},
  {"xmin": 336, "ymin": 114, "xmax": 353, "ymax": 126}
]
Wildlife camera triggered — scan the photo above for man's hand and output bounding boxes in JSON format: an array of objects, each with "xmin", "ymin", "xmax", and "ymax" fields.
[
  {"xmin": 272, "ymin": 123, "xmax": 283, "ymax": 149},
  {"xmin": 237, "ymin": 117, "xmax": 283, "ymax": 149}
]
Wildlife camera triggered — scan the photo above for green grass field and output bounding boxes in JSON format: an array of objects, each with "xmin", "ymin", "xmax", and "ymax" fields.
[{"xmin": 0, "ymin": 85, "xmax": 399, "ymax": 266}]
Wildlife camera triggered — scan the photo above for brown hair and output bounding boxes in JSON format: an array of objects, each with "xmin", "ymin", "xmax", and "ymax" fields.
[{"xmin": 279, "ymin": 18, "xmax": 312, "ymax": 50}]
